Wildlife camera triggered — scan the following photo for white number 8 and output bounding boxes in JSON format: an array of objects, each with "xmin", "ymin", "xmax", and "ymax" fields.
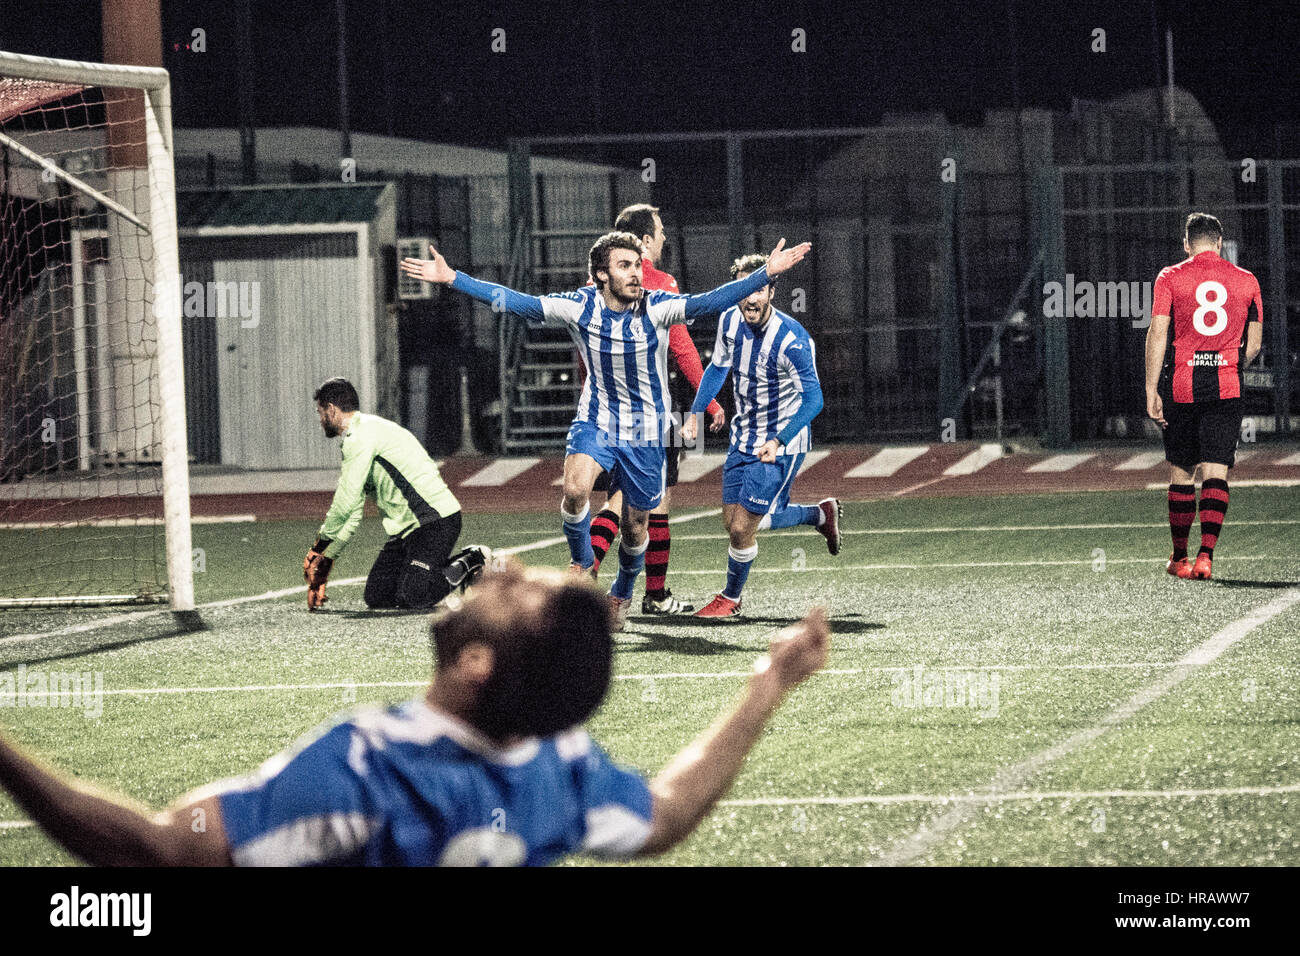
[{"xmin": 1192, "ymin": 280, "xmax": 1229, "ymax": 336}]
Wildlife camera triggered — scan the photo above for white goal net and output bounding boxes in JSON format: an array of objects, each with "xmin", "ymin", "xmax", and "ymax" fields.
[{"xmin": 0, "ymin": 50, "xmax": 192, "ymax": 610}]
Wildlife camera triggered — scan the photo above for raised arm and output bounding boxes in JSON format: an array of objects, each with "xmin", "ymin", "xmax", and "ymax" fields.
[
  {"xmin": 0, "ymin": 730, "xmax": 231, "ymax": 866},
  {"xmin": 678, "ymin": 238, "xmax": 812, "ymax": 319},
  {"xmin": 399, "ymin": 244, "xmax": 548, "ymax": 324},
  {"xmin": 638, "ymin": 607, "xmax": 830, "ymax": 856}
]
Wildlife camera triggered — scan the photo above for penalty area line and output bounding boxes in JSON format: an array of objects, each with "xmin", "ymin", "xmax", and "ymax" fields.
[
  {"xmin": 2, "ymin": 509, "xmax": 724, "ymax": 644},
  {"xmin": 721, "ymin": 781, "xmax": 1300, "ymax": 807},
  {"xmin": 8, "ymin": 660, "xmax": 1186, "ymax": 699},
  {"xmin": 872, "ymin": 584, "xmax": 1300, "ymax": 866}
]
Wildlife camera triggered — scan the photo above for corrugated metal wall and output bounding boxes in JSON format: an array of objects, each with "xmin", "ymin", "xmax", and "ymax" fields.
[{"xmin": 179, "ymin": 232, "xmax": 364, "ymax": 470}]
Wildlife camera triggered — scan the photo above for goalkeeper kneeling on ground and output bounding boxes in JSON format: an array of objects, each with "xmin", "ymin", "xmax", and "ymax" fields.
[{"xmin": 306, "ymin": 377, "xmax": 488, "ymax": 611}]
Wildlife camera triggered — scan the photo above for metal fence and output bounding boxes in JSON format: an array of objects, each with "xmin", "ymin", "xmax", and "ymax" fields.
[{"xmin": 1055, "ymin": 160, "xmax": 1297, "ymax": 439}]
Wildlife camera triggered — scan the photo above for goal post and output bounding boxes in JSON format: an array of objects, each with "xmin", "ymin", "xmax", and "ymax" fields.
[{"xmin": 0, "ymin": 49, "xmax": 193, "ymax": 611}]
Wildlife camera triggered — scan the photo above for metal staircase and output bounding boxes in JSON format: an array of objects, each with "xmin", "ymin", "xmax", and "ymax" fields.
[{"xmin": 498, "ymin": 225, "xmax": 592, "ymax": 452}]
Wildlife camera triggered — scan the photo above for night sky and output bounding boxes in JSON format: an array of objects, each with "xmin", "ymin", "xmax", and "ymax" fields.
[{"xmin": 1, "ymin": 0, "xmax": 1296, "ymax": 157}]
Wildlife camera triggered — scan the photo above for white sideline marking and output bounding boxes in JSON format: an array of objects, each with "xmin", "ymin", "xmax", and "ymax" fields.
[
  {"xmin": 1145, "ymin": 479, "xmax": 1300, "ymax": 489},
  {"xmin": 1026, "ymin": 453, "xmax": 1095, "ymax": 473},
  {"xmin": 943, "ymin": 443, "xmax": 1004, "ymax": 476},
  {"xmin": 1234, "ymin": 450, "xmax": 1257, "ymax": 464},
  {"xmin": 6, "ymin": 661, "xmax": 1185, "ymax": 700},
  {"xmin": 6, "ymin": 778, "xmax": 1295, "ymax": 834},
  {"xmin": 668, "ymin": 555, "xmax": 1281, "ymax": 575},
  {"xmin": 1115, "ymin": 452, "xmax": 1166, "ymax": 471},
  {"xmin": 874, "ymin": 585, "xmax": 1300, "ymax": 866},
  {"xmin": 1, "ymin": 510, "xmax": 723, "ymax": 643},
  {"xmin": 460, "ymin": 457, "xmax": 540, "ymax": 487},
  {"xmin": 1276, "ymin": 452, "xmax": 1300, "ymax": 466},
  {"xmin": 0, "ymin": 514, "xmax": 255, "ymax": 530},
  {"xmin": 722, "ymin": 781, "xmax": 1300, "ymax": 808},
  {"xmin": 844, "ymin": 446, "xmax": 930, "ymax": 478},
  {"xmin": 660, "ymin": 518, "xmax": 1300, "ymax": 542},
  {"xmin": 676, "ymin": 453, "xmax": 728, "ymax": 483}
]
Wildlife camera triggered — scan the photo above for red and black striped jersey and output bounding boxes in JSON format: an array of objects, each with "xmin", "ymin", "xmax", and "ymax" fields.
[{"xmin": 1152, "ymin": 250, "xmax": 1262, "ymax": 403}]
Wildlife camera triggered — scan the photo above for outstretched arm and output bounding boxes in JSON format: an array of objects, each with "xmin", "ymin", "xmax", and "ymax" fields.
[
  {"xmin": 679, "ymin": 238, "xmax": 812, "ymax": 319},
  {"xmin": 0, "ymin": 731, "xmax": 231, "ymax": 866},
  {"xmin": 639, "ymin": 607, "xmax": 830, "ymax": 855},
  {"xmin": 399, "ymin": 244, "xmax": 548, "ymax": 323}
]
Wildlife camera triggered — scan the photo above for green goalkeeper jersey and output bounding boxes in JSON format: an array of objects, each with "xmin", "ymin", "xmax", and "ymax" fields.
[{"xmin": 318, "ymin": 412, "xmax": 460, "ymax": 559}]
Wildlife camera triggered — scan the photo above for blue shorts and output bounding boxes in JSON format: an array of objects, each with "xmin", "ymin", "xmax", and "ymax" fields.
[
  {"xmin": 566, "ymin": 420, "xmax": 666, "ymax": 512},
  {"xmin": 722, "ymin": 448, "xmax": 806, "ymax": 516}
]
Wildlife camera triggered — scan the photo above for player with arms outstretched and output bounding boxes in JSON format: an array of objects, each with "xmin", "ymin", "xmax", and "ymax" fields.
[
  {"xmin": 1145, "ymin": 213, "xmax": 1263, "ymax": 580},
  {"xmin": 690, "ymin": 253, "xmax": 842, "ymax": 618},
  {"xmin": 584, "ymin": 204, "xmax": 727, "ymax": 615},
  {"xmin": 400, "ymin": 234, "xmax": 810, "ymax": 630}
]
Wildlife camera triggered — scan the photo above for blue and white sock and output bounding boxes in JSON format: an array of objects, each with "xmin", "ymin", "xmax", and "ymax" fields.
[
  {"xmin": 561, "ymin": 502, "xmax": 594, "ymax": 568},
  {"xmin": 723, "ymin": 543, "xmax": 758, "ymax": 600},
  {"xmin": 611, "ymin": 536, "xmax": 649, "ymax": 601},
  {"xmin": 760, "ymin": 505, "xmax": 821, "ymax": 530}
]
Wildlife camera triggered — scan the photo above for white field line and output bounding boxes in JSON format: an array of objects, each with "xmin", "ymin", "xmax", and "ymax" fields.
[
  {"xmin": 874, "ymin": 585, "xmax": 1300, "ymax": 866},
  {"xmin": 1, "ymin": 514, "xmax": 255, "ymax": 530},
  {"xmin": 1, "ymin": 510, "xmax": 723, "ymax": 644},
  {"xmin": 460, "ymin": 457, "xmax": 540, "ymax": 487},
  {"xmin": 667, "ymin": 555, "xmax": 1283, "ymax": 575},
  {"xmin": 6, "ymin": 779, "xmax": 1294, "ymax": 833},
  {"xmin": 721, "ymin": 781, "xmax": 1300, "ymax": 807},
  {"xmin": 892, "ymin": 475, "xmax": 950, "ymax": 497},
  {"xmin": 1025, "ymin": 453, "xmax": 1095, "ymax": 473},
  {"xmin": 944, "ymin": 444, "xmax": 1005, "ymax": 476},
  {"xmin": 1145, "ymin": 479, "xmax": 1300, "ymax": 489},
  {"xmin": 3, "ymin": 660, "xmax": 1187, "ymax": 700}
]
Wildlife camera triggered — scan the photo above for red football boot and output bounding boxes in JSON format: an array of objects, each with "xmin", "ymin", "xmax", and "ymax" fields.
[
  {"xmin": 816, "ymin": 498, "xmax": 843, "ymax": 556},
  {"xmin": 1191, "ymin": 553, "xmax": 1213, "ymax": 580},
  {"xmin": 694, "ymin": 594, "xmax": 742, "ymax": 618},
  {"xmin": 1166, "ymin": 554, "xmax": 1192, "ymax": 578}
]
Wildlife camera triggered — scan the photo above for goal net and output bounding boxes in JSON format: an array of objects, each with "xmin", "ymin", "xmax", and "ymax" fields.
[{"xmin": 0, "ymin": 51, "xmax": 193, "ymax": 610}]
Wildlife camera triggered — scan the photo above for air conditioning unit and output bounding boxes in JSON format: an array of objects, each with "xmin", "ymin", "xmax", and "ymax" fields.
[{"xmin": 397, "ymin": 237, "xmax": 433, "ymax": 300}]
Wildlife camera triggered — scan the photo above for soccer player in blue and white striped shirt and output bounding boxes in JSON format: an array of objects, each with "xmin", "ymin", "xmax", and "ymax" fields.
[
  {"xmin": 400, "ymin": 235, "xmax": 810, "ymax": 630},
  {"xmin": 691, "ymin": 253, "xmax": 843, "ymax": 618}
]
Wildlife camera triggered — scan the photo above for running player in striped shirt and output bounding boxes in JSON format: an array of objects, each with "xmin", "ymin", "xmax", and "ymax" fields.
[
  {"xmin": 690, "ymin": 253, "xmax": 842, "ymax": 618},
  {"xmin": 1145, "ymin": 213, "xmax": 1263, "ymax": 581},
  {"xmin": 585, "ymin": 204, "xmax": 728, "ymax": 616},
  {"xmin": 400, "ymin": 235, "xmax": 810, "ymax": 630}
]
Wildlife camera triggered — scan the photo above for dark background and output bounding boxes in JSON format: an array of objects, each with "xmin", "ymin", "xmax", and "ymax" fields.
[{"xmin": 1, "ymin": 0, "xmax": 1296, "ymax": 157}]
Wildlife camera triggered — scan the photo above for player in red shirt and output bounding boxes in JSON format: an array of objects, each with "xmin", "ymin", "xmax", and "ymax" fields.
[
  {"xmin": 582, "ymin": 204, "xmax": 727, "ymax": 613},
  {"xmin": 1145, "ymin": 213, "xmax": 1263, "ymax": 580}
]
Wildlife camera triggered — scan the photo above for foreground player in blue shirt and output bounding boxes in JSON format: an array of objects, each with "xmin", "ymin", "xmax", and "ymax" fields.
[
  {"xmin": 400, "ymin": 235, "xmax": 810, "ymax": 631},
  {"xmin": 691, "ymin": 253, "xmax": 843, "ymax": 618},
  {"xmin": 0, "ymin": 562, "xmax": 829, "ymax": 865}
]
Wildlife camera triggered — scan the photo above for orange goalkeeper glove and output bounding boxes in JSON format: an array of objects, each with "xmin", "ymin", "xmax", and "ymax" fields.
[{"xmin": 303, "ymin": 540, "xmax": 333, "ymax": 611}]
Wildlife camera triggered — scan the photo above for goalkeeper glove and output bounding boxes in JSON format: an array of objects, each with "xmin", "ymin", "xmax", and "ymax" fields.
[{"xmin": 303, "ymin": 539, "xmax": 333, "ymax": 611}]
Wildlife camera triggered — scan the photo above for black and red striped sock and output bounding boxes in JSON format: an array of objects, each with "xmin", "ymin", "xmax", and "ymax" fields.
[
  {"xmin": 589, "ymin": 509, "xmax": 620, "ymax": 571},
  {"xmin": 1167, "ymin": 483, "xmax": 1196, "ymax": 560},
  {"xmin": 1197, "ymin": 478, "xmax": 1229, "ymax": 559},
  {"xmin": 644, "ymin": 514, "xmax": 671, "ymax": 599}
]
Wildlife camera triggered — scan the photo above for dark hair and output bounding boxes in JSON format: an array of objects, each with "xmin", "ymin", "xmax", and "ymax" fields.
[
  {"xmin": 313, "ymin": 377, "xmax": 359, "ymax": 412},
  {"xmin": 432, "ymin": 579, "xmax": 614, "ymax": 739},
  {"xmin": 1185, "ymin": 213, "xmax": 1223, "ymax": 247},
  {"xmin": 588, "ymin": 231, "xmax": 643, "ymax": 290},
  {"xmin": 614, "ymin": 203, "xmax": 660, "ymax": 242},
  {"xmin": 730, "ymin": 252, "xmax": 775, "ymax": 289}
]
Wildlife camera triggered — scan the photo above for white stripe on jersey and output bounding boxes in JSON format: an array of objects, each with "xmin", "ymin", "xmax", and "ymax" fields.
[
  {"xmin": 714, "ymin": 307, "xmax": 819, "ymax": 455},
  {"xmin": 555, "ymin": 287, "xmax": 683, "ymax": 444}
]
